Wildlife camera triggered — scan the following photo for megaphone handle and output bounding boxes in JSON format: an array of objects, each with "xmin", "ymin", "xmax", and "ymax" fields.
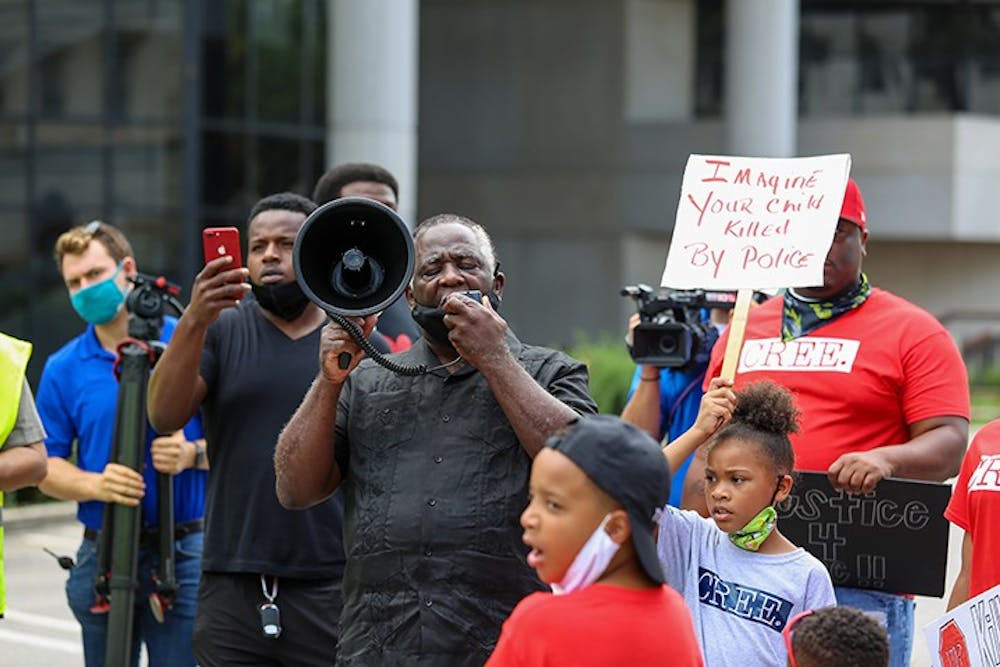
[{"xmin": 326, "ymin": 311, "xmax": 428, "ymax": 377}]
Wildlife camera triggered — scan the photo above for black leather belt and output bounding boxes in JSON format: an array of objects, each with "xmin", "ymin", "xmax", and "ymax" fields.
[{"xmin": 83, "ymin": 518, "xmax": 203, "ymax": 545}]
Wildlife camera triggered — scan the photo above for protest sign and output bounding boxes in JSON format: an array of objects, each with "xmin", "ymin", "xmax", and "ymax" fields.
[
  {"xmin": 777, "ymin": 472, "xmax": 951, "ymax": 597},
  {"xmin": 924, "ymin": 583, "xmax": 1000, "ymax": 667},
  {"xmin": 661, "ymin": 154, "xmax": 852, "ymax": 290}
]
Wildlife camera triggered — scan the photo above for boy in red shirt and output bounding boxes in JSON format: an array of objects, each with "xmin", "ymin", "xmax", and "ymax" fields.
[
  {"xmin": 486, "ymin": 415, "xmax": 703, "ymax": 666},
  {"xmin": 945, "ymin": 419, "xmax": 1000, "ymax": 608}
]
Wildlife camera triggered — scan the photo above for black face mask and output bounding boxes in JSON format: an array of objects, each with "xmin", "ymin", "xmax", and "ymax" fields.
[
  {"xmin": 411, "ymin": 290, "xmax": 501, "ymax": 347},
  {"xmin": 252, "ymin": 281, "xmax": 311, "ymax": 321}
]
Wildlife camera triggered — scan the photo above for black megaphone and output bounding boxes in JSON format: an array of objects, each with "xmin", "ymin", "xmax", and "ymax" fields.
[
  {"xmin": 293, "ymin": 196, "xmax": 414, "ymax": 318},
  {"xmin": 294, "ymin": 197, "xmax": 430, "ymax": 375}
]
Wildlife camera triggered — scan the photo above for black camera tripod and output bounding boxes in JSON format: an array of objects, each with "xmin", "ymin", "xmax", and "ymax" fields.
[{"xmin": 91, "ymin": 272, "xmax": 185, "ymax": 666}]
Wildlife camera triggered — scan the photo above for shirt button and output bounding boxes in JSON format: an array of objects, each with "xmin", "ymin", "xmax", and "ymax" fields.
[
  {"xmin": 425, "ymin": 549, "xmax": 433, "ymax": 557},
  {"xmin": 428, "ymin": 498, "xmax": 437, "ymax": 507},
  {"xmin": 425, "ymin": 599, "xmax": 433, "ymax": 607},
  {"xmin": 434, "ymin": 456, "xmax": 443, "ymax": 464},
  {"xmin": 441, "ymin": 414, "xmax": 451, "ymax": 423}
]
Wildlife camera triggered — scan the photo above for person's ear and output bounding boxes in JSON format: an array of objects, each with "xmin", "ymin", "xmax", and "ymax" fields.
[
  {"xmin": 492, "ymin": 270, "xmax": 505, "ymax": 299},
  {"xmin": 774, "ymin": 474, "xmax": 794, "ymax": 504},
  {"xmin": 404, "ymin": 284, "xmax": 414, "ymax": 309},
  {"xmin": 122, "ymin": 256, "xmax": 138, "ymax": 278},
  {"xmin": 605, "ymin": 509, "xmax": 632, "ymax": 546}
]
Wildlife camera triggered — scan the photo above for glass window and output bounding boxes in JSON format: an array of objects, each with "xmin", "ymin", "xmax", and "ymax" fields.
[
  {"xmin": 0, "ymin": 211, "xmax": 27, "ymax": 276},
  {"xmin": 0, "ymin": 1, "xmax": 29, "ymax": 115},
  {"xmin": 256, "ymin": 135, "xmax": 303, "ymax": 196},
  {"xmin": 114, "ymin": 209, "xmax": 184, "ymax": 278},
  {"xmin": 251, "ymin": 1, "xmax": 303, "ymax": 124},
  {"xmin": 203, "ymin": 0, "xmax": 247, "ymax": 121},
  {"xmin": 308, "ymin": 0, "xmax": 326, "ymax": 126},
  {"xmin": 203, "ymin": 129, "xmax": 247, "ymax": 209},
  {"xmin": 906, "ymin": 6, "xmax": 967, "ymax": 111},
  {"xmin": 799, "ymin": 11, "xmax": 859, "ymax": 115},
  {"xmin": 0, "ymin": 122, "xmax": 27, "ymax": 207},
  {"xmin": 32, "ymin": 189, "xmax": 77, "ymax": 263},
  {"xmin": 966, "ymin": 7, "xmax": 1000, "ymax": 114},
  {"xmin": 694, "ymin": 0, "xmax": 724, "ymax": 118},
  {"xmin": 113, "ymin": 126, "xmax": 183, "ymax": 210},
  {"xmin": 37, "ymin": 0, "xmax": 104, "ymax": 118},
  {"xmin": 798, "ymin": 2, "xmax": 1000, "ymax": 115},
  {"xmin": 35, "ymin": 122, "xmax": 104, "ymax": 210},
  {"xmin": 307, "ymin": 139, "xmax": 325, "ymax": 197},
  {"xmin": 114, "ymin": 0, "xmax": 184, "ymax": 121}
]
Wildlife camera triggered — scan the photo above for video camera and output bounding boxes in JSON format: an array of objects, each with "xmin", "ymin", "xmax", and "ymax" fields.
[
  {"xmin": 125, "ymin": 272, "xmax": 184, "ymax": 343},
  {"xmin": 621, "ymin": 284, "xmax": 738, "ymax": 369}
]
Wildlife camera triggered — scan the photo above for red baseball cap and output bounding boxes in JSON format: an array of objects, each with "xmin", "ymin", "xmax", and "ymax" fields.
[{"xmin": 840, "ymin": 177, "xmax": 867, "ymax": 231}]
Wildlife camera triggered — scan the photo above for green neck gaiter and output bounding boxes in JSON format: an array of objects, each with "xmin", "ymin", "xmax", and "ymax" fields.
[{"xmin": 728, "ymin": 506, "xmax": 777, "ymax": 552}]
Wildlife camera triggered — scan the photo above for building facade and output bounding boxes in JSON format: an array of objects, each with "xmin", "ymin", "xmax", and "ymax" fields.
[{"xmin": 3, "ymin": 0, "xmax": 1000, "ymax": 384}]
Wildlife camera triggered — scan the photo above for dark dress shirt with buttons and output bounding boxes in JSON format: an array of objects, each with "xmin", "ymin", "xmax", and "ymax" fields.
[{"xmin": 333, "ymin": 332, "xmax": 597, "ymax": 666}]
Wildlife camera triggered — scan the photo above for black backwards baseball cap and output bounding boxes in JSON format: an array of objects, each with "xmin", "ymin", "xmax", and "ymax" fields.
[{"xmin": 546, "ymin": 414, "xmax": 671, "ymax": 584}]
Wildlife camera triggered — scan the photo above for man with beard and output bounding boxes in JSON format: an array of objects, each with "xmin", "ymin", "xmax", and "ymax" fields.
[
  {"xmin": 274, "ymin": 213, "xmax": 598, "ymax": 666},
  {"xmin": 147, "ymin": 193, "xmax": 349, "ymax": 665}
]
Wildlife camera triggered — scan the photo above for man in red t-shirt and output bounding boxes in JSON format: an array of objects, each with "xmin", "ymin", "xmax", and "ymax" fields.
[
  {"xmin": 695, "ymin": 178, "xmax": 969, "ymax": 667},
  {"xmin": 486, "ymin": 416, "xmax": 703, "ymax": 666},
  {"xmin": 945, "ymin": 420, "xmax": 1000, "ymax": 608}
]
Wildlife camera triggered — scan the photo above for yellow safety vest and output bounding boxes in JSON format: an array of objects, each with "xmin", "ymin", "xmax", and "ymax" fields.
[{"xmin": 0, "ymin": 332, "xmax": 32, "ymax": 617}]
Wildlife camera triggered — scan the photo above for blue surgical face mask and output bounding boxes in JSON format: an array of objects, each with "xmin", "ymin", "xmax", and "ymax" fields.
[{"xmin": 70, "ymin": 262, "xmax": 128, "ymax": 325}]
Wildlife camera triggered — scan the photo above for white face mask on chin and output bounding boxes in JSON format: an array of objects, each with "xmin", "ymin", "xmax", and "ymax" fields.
[{"xmin": 551, "ymin": 514, "xmax": 620, "ymax": 595}]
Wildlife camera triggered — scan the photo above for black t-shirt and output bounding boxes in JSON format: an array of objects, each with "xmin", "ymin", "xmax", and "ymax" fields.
[
  {"xmin": 200, "ymin": 302, "xmax": 344, "ymax": 578},
  {"xmin": 375, "ymin": 295, "xmax": 420, "ymax": 347}
]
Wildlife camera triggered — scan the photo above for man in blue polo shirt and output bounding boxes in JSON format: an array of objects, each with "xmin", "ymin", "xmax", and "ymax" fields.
[{"xmin": 36, "ymin": 221, "xmax": 206, "ymax": 667}]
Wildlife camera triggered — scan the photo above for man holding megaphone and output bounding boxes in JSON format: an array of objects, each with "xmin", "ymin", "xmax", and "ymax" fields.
[{"xmin": 275, "ymin": 212, "xmax": 598, "ymax": 666}]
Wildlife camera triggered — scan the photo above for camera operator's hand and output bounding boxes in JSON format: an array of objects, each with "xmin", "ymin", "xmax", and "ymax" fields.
[
  {"xmin": 151, "ymin": 430, "xmax": 196, "ymax": 475},
  {"xmin": 91, "ymin": 462, "xmax": 146, "ymax": 506},
  {"xmin": 319, "ymin": 315, "xmax": 379, "ymax": 384},
  {"xmin": 187, "ymin": 256, "xmax": 250, "ymax": 328},
  {"xmin": 445, "ymin": 292, "xmax": 508, "ymax": 368},
  {"xmin": 624, "ymin": 313, "xmax": 641, "ymax": 349}
]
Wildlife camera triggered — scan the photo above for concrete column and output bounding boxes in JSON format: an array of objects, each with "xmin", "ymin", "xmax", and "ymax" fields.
[
  {"xmin": 327, "ymin": 0, "xmax": 418, "ymax": 226},
  {"xmin": 725, "ymin": 0, "xmax": 799, "ymax": 157}
]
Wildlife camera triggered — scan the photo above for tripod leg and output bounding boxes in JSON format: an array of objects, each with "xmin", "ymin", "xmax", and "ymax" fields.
[{"xmin": 104, "ymin": 342, "xmax": 150, "ymax": 666}]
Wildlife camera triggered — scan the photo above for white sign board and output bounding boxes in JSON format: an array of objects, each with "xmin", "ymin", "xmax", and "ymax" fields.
[
  {"xmin": 661, "ymin": 154, "xmax": 852, "ymax": 290},
  {"xmin": 924, "ymin": 583, "xmax": 1000, "ymax": 666}
]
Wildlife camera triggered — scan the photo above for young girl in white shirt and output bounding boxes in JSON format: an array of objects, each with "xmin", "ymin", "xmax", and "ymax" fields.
[{"xmin": 658, "ymin": 378, "xmax": 836, "ymax": 667}]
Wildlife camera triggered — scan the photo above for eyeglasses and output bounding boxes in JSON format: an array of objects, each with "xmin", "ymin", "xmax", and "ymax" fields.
[{"xmin": 783, "ymin": 609, "xmax": 815, "ymax": 667}]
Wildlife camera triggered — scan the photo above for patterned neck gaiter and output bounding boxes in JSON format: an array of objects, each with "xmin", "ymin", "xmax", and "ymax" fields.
[{"xmin": 781, "ymin": 273, "xmax": 871, "ymax": 342}]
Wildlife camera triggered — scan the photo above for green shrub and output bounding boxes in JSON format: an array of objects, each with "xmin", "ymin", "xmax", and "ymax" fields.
[
  {"xmin": 564, "ymin": 333, "xmax": 637, "ymax": 415},
  {"xmin": 971, "ymin": 383, "xmax": 1000, "ymax": 428}
]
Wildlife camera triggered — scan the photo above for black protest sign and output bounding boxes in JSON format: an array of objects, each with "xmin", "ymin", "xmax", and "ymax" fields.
[{"xmin": 776, "ymin": 472, "xmax": 951, "ymax": 597}]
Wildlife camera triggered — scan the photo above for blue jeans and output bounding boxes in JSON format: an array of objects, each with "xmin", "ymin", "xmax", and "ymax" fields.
[
  {"xmin": 66, "ymin": 531, "xmax": 203, "ymax": 667},
  {"xmin": 834, "ymin": 586, "xmax": 914, "ymax": 667}
]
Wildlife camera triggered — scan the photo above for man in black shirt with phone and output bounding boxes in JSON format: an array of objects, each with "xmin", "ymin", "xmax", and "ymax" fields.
[{"xmin": 148, "ymin": 192, "xmax": 346, "ymax": 666}]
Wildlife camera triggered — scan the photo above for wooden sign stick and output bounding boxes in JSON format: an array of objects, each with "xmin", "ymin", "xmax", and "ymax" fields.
[{"xmin": 720, "ymin": 288, "xmax": 754, "ymax": 382}]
